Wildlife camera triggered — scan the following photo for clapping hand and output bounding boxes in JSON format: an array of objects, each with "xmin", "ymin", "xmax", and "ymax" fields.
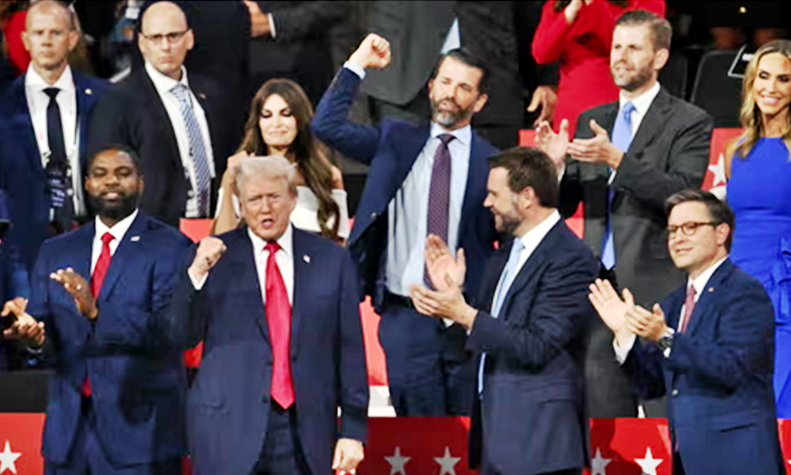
[
  {"xmin": 424, "ymin": 234, "xmax": 465, "ymax": 291},
  {"xmin": 625, "ymin": 303, "xmax": 669, "ymax": 343},
  {"xmin": 535, "ymin": 119, "xmax": 570, "ymax": 174},
  {"xmin": 348, "ymin": 33, "xmax": 392, "ymax": 70},
  {"xmin": 567, "ymin": 119, "xmax": 624, "ymax": 168},
  {"xmin": 2, "ymin": 297, "xmax": 45, "ymax": 346},
  {"xmin": 51, "ymin": 268, "xmax": 97, "ymax": 320},
  {"xmin": 587, "ymin": 278, "xmax": 635, "ymax": 345}
]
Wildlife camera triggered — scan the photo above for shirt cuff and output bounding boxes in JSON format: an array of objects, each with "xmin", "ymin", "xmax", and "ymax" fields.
[
  {"xmin": 613, "ymin": 333, "xmax": 636, "ymax": 365},
  {"xmin": 443, "ymin": 318, "xmax": 454, "ymax": 327},
  {"xmin": 344, "ymin": 61, "xmax": 366, "ymax": 80},
  {"xmin": 189, "ymin": 271, "xmax": 208, "ymax": 291},
  {"xmin": 268, "ymin": 13, "xmax": 276, "ymax": 39}
]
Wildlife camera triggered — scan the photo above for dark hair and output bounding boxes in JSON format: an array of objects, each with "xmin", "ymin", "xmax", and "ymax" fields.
[
  {"xmin": 553, "ymin": 1, "xmax": 628, "ymax": 13},
  {"xmin": 86, "ymin": 144, "xmax": 143, "ymax": 175},
  {"xmin": 615, "ymin": 9, "xmax": 672, "ymax": 51},
  {"xmin": 488, "ymin": 146, "xmax": 559, "ymax": 208},
  {"xmin": 239, "ymin": 78, "xmax": 340, "ymax": 240},
  {"xmin": 664, "ymin": 189, "xmax": 735, "ymax": 251},
  {"xmin": 430, "ymin": 48, "xmax": 490, "ymax": 95}
]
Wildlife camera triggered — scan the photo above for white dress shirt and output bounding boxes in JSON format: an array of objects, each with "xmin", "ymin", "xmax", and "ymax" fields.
[
  {"xmin": 613, "ymin": 255, "xmax": 729, "ymax": 363},
  {"xmin": 190, "ymin": 224, "xmax": 295, "ymax": 306},
  {"xmin": 491, "ymin": 211, "xmax": 561, "ymax": 303},
  {"xmin": 144, "ymin": 61, "xmax": 215, "ymax": 218},
  {"xmin": 91, "ymin": 210, "xmax": 139, "ymax": 273},
  {"xmin": 25, "ymin": 65, "xmax": 86, "ymax": 215}
]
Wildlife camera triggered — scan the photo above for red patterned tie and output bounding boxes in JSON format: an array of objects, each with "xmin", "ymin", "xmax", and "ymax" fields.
[
  {"xmin": 83, "ymin": 232, "xmax": 114, "ymax": 396},
  {"xmin": 679, "ymin": 285, "xmax": 696, "ymax": 333},
  {"xmin": 264, "ymin": 242, "xmax": 295, "ymax": 408},
  {"xmin": 424, "ymin": 134, "xmax": 454, "ymax": 287}
]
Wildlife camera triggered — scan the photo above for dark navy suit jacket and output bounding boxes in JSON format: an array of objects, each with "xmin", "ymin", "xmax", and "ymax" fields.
[
  {"xmin": 28, "ymin": 212, "xmax": 192, "ymax": 466},
  {"xmin": 623, "ymin": 259, "xmax": 784, "ymax": 475},
  {"xmin": 0, "ymin": 70, "xmax": 108, "ymax": 272},
  {"xmin": 311, "ymin": 67, "xmax": 499, "ymax": 308},
  {"xmin": 466, "ymin": 221, "xmax": 598, "ymax": 474},
  {"xmin": 172, "ymin": 227, "xmax": 369, "ymax": 475}
]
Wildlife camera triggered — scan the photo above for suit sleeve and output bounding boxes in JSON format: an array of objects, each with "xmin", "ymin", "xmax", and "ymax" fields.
[
  {"xmin": 337, "ymin": 250, "xmax": 369, "ymax": 443},
  {"xmin": 88, "ymin": 238, "xmax": 194, "ymax": 353},
  {"xmin": 267, "ymin": 1, "xmax": 349, "ymax": 42},
  {"xmin": 168, "ymin": 244, "xmax": 210, "ymax": 350},
  {"xmin": 611, "ymin": 110, "xmax": 713, "ymax": 212},
  {"xmin": 621, "ymin": 339, "xmax": 667, "ymax": 400},
  {"xmin": 311, "ymin": 67, "xmax": 381, "ymax": 164},
  {"xmin": 664, "ymin": 280, "xmax": 775, "ymax": 391},
  {"xmin": 466, "ymin": 251, "xmax": 598, "ymax": 371}
]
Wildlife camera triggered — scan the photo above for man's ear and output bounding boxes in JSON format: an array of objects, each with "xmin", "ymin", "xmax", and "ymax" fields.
[{"xmin": 653, "ymin": 48, "xmax": 669, "ymax": 71}]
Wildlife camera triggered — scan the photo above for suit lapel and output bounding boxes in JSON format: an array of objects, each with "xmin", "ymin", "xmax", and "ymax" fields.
[
  {"xmin": 10, "ymin": 74, "xmax": 45, "ymax": 177},
  {"xmin": 97, "ymin": 213, "xmax": 147, "ymax": 300},
  {"xmin": 290, "ymin": 229, "xmax": 311, "ymax": 359},
  {"xmin": 627, "ymin": 88, "xmax": 672, "ymax": 156},
  {"xmin": 227, "ymin": 228, "xmax": 271, "ymax": 343},
  {"xmin": 74, "ymin": 73, "xmax": 97, "ymax": 168},
  {"xmin": 684, "ymin": 260, "xmax": 733, "ymax": 336},
  {"xmin": 137, "ymin": 71, "xmax": 182, "ymax": 171}
]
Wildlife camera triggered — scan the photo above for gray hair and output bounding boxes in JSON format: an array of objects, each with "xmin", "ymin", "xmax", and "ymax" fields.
[{"xmin": 234, "ymin": 155, "xmax": 298, "ymax": 197}]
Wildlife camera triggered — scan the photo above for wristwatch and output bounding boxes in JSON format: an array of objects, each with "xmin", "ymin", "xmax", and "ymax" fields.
[{"xmin": 657, "ymin": 329, "xmax": 675, "ymax": 351}]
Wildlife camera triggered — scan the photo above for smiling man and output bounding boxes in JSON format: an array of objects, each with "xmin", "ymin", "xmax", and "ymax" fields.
[
  {"xmin": 175, "ymin": 155, "xmax": 368, "ymax": 475},
  {"xmin": 312, "ymin": 33, "xmax": 500, "ymax": 417},
  {"xmin": 589, "ymin": 189, "xmax": 784, "ymax": 475},
  {"xmin": 534, "ymin": 9, "xmax": 714, "ymax": 417},
  {"xmin": 1, "ymin": 144, "xmax": 193, "ymax": 475},
  {"xmin": 88, "ymin": 0, "xmax": 233, "ymax": 226}
]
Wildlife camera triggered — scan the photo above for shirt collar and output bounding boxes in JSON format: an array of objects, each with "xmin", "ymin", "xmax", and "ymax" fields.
[
  {"xmin": 688, "ymin": 255, "xmax": 728, "ymax": 297},
  {"xmin": 144, "ymin": 60, "xmax": 189, "ymax": 95},
  {"xmin": 25, "ymin": 65, "xmax": 75, "ymax": 93},
  {"xmin": 515, "ymin": 209, "xmax": 561, "ymax": 256},
  {"xmin": 430, "ymin": 122, "xmax": 471, "ymax": 147},
  {"xmin": 619, "ymin": 81, "xmax": 661, "ymax": 116},
  {"xmin": 248, "ymin": 223, "xmax": 294, "ymax": 258},
  {"xmin": 94, "ymin": 209, "xmax": 139, "ymax": 243}
]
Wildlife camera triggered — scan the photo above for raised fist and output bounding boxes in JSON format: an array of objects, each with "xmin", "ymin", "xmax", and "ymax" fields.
[
  {"xmin": 348, "ymin": 33, "xmax": 392, "ymax": 71},
  {"xmin": 189, "ymin": 237, "xmax": 227, "ymax": 281}
]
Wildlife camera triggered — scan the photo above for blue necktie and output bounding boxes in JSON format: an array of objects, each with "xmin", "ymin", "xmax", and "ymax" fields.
[
  {"xmin": 478, "ymin": 238, "xmax": 525, "ymax": 395},
  {"xmin": 171, "ymin": 84, "xmax": 212, "ymax": 217},
  {"xmin": 602, "ymin": 102, "xmax": 634, "ymax": 269}
]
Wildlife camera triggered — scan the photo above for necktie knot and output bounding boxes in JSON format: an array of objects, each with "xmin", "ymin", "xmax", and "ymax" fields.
[
  {"xmin": 686, "ymin": 284, "xmax": 696, "ymax": 301},
  {"xmin": 170, "ymin": 84, "xmax": 188, "ymax": 102},
  {"xmin": 437, "ymin": 133, "xmax": 455, "ymax": 146},
  {"xmin": 265, "ymin": 241, "xmax": 281, "ymax": 254},
  {"xmin": 511, "ymin": 238, "xmax": 525, "ymax": 256},
  {"xmin": 44, "ymin": 87, "xmax": 60, "ymax": 100},
  {"xmin": 101, "ymin": 232, "xmax": 114, "ymax": 246},
  {"xmin": 621, "ymin": 101, "xmax": 635, "ymax": 119}
]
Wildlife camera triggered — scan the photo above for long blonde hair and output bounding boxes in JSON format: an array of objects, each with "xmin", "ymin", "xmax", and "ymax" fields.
[{"xmin": 731, "ymin": 39, "xmax": 791, "ymax": 159}]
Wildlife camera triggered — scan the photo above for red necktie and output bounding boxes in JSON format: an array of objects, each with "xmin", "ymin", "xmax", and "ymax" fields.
[
  {"xmin": 83, "ymin": 232, "xmax": 114, "ymax": 396},
  {"xmin": 679, "ymin": 285, "xmax": 696, "ymax": 333},
  {"xmin": 264, "ymin": 242, "xmax": 295, "ymax": 408}
]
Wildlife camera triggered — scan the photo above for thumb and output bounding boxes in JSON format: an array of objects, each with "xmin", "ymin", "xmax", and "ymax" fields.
[
  {"xmin": 652, "ymin": 303, "xmax": 664, "ymax": 317},
  {"xmin": 559, "ymin": 118, "xmax": 570, "ymax": 137},
  {"xmin": 527, "ymin": 89, "xmax": 542, "ymax": 112},
  {"xmin": 589, "ymin": 119, "xmax": 607, "ymax": 136},
  {"xmin": 332, "ymin": 443, "xmax": 342, "ymax": 470},
  {"xmin": 622, "ymin": 288, "xmax": 634, "ymax": 307}
]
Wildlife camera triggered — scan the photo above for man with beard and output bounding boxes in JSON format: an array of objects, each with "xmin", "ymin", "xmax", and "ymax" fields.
[
  {"xmin": 312, "ymin": 34, "xmax": 500, "ymax": 416},
  {"xmin": 534, "ymin": 9, "xmax": 714, "ymax": 417},
  {"xmin": 1, "ymin": 145, "xmax": 192, "ymax": 475},
  {"xmin": 410, "ymin": 147, "xmax": 597, "ymax": 475}
]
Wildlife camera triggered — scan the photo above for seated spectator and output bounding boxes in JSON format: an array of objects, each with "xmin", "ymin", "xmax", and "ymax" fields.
[
  {"xmin": 532, "ymin": 0, "xmax": 666, "ymax": 137},
  {"xmin": 725, "ymin": 39, "xmax": 791, "ymax": 417},
  {"xmin": 213, "ymin": 78, "xmax": 348, "ymax": 242}
]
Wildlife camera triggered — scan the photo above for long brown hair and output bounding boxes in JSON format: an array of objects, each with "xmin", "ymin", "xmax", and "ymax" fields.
[
  {"xmin": 553, "ymin": 0, "xmax": 629, "ymax": 13},
  {"xmin": 239, "ymin": 79, "xmax": 341, "ymax": 240},
  {"xmin": 731, "ymin": 39, "xmax": 791, "ymax": 160}
]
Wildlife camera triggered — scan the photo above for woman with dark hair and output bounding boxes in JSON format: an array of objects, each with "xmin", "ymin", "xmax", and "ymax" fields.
[
  {"xmin": 532, "ymin": 0, "xmax": 665, "ymax": 137},
  {"xmin": 213, "ymin": 78, "xmax": 348, "ymax": 241},
  {"xmin": 726, "ymin": 39, "xmax": 791, "ymax": 417}
]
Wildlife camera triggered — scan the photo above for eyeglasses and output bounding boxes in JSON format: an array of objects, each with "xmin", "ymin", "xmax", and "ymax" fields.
[
  {"xmin": 140, "ymin": 29, "xmax": 190, "ymax": 46},
  {"xmin": 666, "ymin": 221, "xmax": 719, "ymax": 238}
]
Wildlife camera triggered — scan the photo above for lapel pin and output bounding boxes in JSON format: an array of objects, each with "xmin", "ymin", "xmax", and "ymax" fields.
[
  {"xmin": 85, "ymin": 88, "xmax": 92, "ymax": 95},
  {"xmin": 199, "ymin": 93, "xmax": 206, "ymax": 100},
  {"xmin": 708, "ymin": 287, "xmax": 714, "ymax": 292},
  {"xmin": 131, "ymin": 236, "xmax": 140, "ymax": 242},
  {"xmin": 303, "ymin": 255, "xmax": 310, "ymax": 263}
]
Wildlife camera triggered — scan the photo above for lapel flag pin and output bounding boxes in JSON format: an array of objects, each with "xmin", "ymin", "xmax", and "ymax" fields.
[
  {"xmin": 708, "ymin": 287, "xmax": 714, "ymax": 292},
  {"xmin": 85, "ymin": 88, "xmax": 92, "ymax": 95},
  {"xmin": 303, "ymin": 255, "xmax": 310, "ymax": 263},
  {"xmin": 131, "ymin": 236, "xmax": 140, "ymax": 242},
  {"xmin": 199, "ymin": 93, "xmax": 206, "ymax": 100}
]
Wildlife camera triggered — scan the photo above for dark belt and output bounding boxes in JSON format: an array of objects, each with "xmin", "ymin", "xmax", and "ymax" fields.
[{"xmin": 383, "ymin": 290, "xmax": 415, "ymax": 311}]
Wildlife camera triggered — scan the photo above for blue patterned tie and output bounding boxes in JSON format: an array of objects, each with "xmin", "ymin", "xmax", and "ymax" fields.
[
  {"xmin": 171, "ymin": 84, "xmax": 212, "ymax": 217},
  {"xmin": 424, "ymin": 133, "xmax": 455, "ymax": 287},
  {"xmin": 478, "ymin": 238, "xmax": 525, "ymax": 395},
  {"xmin": 602, "ymin": 101, "xmax": 634, "ymax": 269}
]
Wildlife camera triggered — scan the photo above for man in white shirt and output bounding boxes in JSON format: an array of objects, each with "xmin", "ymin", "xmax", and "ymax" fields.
[
  {"xmin": 88, "ymin": 0, "xmax": 233, "ymax": 226},
  {"xmin": 0, "ymin": 0, "xmax": 108, "ymax": 271},
  {"xmin": 410, "ymin": 147, "xmax": 598, "ymax": 475},
  {"xmin": 588, "ymin": 188, "xmax": 783, "ymax": 475},
  {"xmin": 535, "ymin": 9, "xmax": 714, "ymax": 417}
]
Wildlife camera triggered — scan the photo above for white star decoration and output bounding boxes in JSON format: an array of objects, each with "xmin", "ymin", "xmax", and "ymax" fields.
[
  {"xmin": 384, "ymin": 446, "xmax": 410, "ymax": 475},
  {"xmin": 591, "ymin": 447, "xmax": 612, "ymax": 475},
  {"xmin": 634, "ymin": 447, "xmax": 663, "ymax": 475},
  {"xmin": 434, "ymin": 446, "xmax": 461, "ymax": 475},
  {"xmin": 0, "ymin": 441, "xmax": 20, "ymax": 475},
  {"xmin": 708, "ymin": 152, "xmax": 727, "ymax": 187}
]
